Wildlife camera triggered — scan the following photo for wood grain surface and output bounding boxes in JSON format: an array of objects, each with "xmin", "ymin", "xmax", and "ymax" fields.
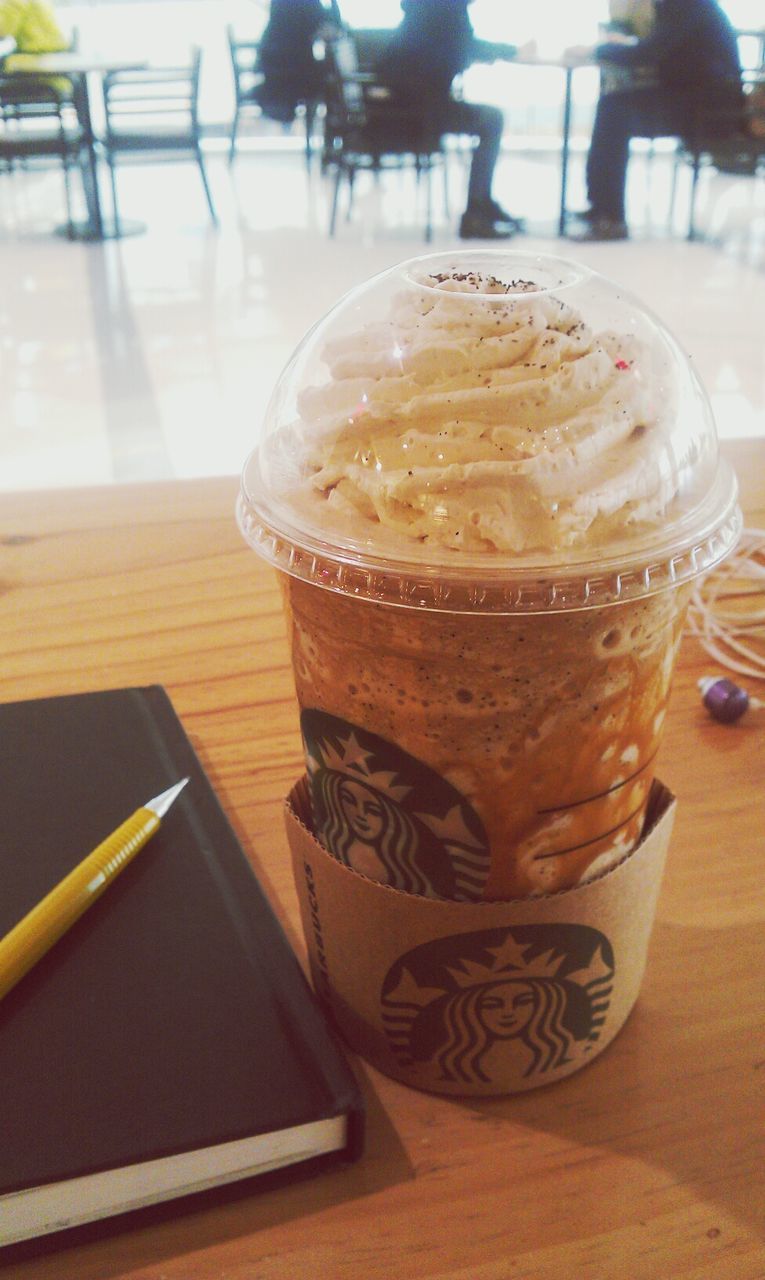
[{"xmin": 0, "ymin": 439, "xmax": 763, "ymax": 1279}]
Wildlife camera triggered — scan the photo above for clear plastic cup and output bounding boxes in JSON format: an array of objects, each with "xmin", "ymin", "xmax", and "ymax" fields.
[{"xmin": 238, "ymin": 251, "xmax": 741, "ymax": 901}]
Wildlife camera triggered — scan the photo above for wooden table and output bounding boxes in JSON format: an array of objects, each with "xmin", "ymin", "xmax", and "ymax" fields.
[{"xmin": 0, "ymin": 438, "xmax": 763, "ymax": 1279}]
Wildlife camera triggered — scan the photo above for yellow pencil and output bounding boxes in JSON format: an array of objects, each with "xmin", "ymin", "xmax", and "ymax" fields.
[{"xmin": 0, "ymin": 778, "xmax": 189, "ymax": 1002}]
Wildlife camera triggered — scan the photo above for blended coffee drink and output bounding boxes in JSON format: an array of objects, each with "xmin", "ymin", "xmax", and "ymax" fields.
[
  {"xmin": 282, "ymin": 579, "xmax": 687, "ymax": 899},
  {"xmin": 238, "ymin": 252, "xmax": 740, "ymax": 902}
]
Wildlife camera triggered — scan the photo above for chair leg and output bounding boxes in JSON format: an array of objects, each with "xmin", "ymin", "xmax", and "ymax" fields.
[
  {"xmin": 668, "ymin": 149, "xmax": 680, "ymax": 231},
  {"xmin": 304, "ymin": 101, "xmax": 315, "ymax": 172},
  {"xmin": 425, "ymin": 159, "xmax": 433, "ymax": 243},
  {"xmin": 196, "ymin": 149, "xmax": 217, "ymax": 224},
  {"xmin": 687, "ymin": 153, "xmax": 701, "ymax": 241},
  {"xmin": 62, "ymin": 152, "xmax": 75, "ymax": 239},
  {"xmin": 442, "ymin": 153, "xmax": 449, "ymax": 219},
  {"xmin": 229, "ymin": 105, "xmax": 239, "ymax": 166},
  {"xmin": 107, "ymin": 156, "xmax": 122, "ymax": 238},
  {"xmin": 329, "ymin": 165, "xmax": 342, "ymax": 236}
]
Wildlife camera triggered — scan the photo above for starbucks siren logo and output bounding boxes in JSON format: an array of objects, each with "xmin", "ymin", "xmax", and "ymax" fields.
[
  {"xmin": 381, "ymin": 923, "xmax": 615, "ymax": 1084},
  {"xmin": 302, "ymin": 710, "xmax": 490, "ymax": 901}
]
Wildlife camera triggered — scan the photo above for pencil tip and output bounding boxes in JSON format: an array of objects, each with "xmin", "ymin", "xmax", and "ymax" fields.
[{"xmin": 145, "ymin": 777, "xmax": 190, "ymax": 819}]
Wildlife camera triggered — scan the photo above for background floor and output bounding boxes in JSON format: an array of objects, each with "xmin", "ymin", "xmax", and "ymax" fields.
[{"xmin": 0, "ymin": 139, "xmax": 763, "ymax": 493}]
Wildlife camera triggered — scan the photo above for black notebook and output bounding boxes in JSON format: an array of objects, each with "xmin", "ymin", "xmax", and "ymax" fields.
[{"xmin": 0, "ymin": 686, "xmax": 363, "ymax": 1247}]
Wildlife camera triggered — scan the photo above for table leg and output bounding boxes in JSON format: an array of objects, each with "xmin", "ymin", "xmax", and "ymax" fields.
[
  {"xmin": 62, "ymin": 72, "xmax": 104, "ymax": 240},
  {"xmin": 558, "ymin": 66, "xmax": 573, "ymax": 238}
]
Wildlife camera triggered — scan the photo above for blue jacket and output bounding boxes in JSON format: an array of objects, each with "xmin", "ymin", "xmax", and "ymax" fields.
[
  {"xmin": 596, "ymin": 0, "xmax": 741, "ymax": 93},
  {"xmin": 382, "ymin": 0, "xmax": 479, "ymax": 101}
]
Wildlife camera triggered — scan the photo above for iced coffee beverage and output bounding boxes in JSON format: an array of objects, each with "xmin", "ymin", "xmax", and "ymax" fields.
[
  {"xmin": 238, "ymin": 252, "xmax": 740, "ymax": 901},
  {"xmin": 282, "ymin": 578, "xmax": 688, "ymax": 899}
]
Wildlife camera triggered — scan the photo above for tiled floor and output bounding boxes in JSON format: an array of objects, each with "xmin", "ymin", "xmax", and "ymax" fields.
[{"xmin": 0, "ymin": 140, "xmax": 763, "ymax": 493}]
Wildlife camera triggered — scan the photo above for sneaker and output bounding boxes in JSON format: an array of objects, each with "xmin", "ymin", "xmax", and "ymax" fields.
[
  {"xmin": 459, "ymin": 210, "xmax": 517, "ymax": 240},
  {"xmin": 567, "ymin": 216, "xmax": 629, "ymax": 242}
]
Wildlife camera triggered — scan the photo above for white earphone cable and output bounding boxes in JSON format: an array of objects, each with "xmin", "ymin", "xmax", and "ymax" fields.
[{"xmin": 685, "ymin": 528, "xmax": 765, "ymax": 680}]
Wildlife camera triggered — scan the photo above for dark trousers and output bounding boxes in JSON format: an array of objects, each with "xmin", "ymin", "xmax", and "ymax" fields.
[
  {"xmin": 431, "ymin": 99, "xmax": 505, "ymax": 209},
  {"xmin": 586, "ymin": 87, "xmax": 694, "ymax": 220}
]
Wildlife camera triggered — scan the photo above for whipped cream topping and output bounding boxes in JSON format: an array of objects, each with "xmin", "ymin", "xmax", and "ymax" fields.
[{"xmin": 282, "ymin": 268, "xmax": 682, "ymax": 558}]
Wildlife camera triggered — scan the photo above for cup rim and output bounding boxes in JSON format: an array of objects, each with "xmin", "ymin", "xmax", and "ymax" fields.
[{"xmin": 236, "ymin": 460, "xmax": 742, "ymax": 614}]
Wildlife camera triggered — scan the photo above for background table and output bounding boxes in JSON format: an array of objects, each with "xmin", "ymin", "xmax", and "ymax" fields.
[
  {"xmin": 512, "ymin": 55, "xmax": 584, "ymax": 237},
  {"xmin": 0, "ymin": 438, "xmax": 763, "ymax": 1279}
]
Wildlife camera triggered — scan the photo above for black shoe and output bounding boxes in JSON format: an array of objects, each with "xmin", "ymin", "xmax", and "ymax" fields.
[
  {"xmin": 480, "ymin": 198, "xmax": 526, "ymax": 233},
  {"xmin": 567, "ymin": 216, "xmax": 629, "ymax": 242},
  {"xmin": 459, "ymin": 209, "xmax": 517, "ymax": 240}
]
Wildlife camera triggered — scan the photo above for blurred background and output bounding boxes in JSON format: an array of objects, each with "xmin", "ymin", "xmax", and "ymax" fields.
[{"xmin": 1, "ymin": 0, "xmax": 763, "ymax": 493}]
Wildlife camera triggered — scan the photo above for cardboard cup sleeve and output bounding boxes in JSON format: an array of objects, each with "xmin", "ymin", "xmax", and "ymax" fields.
[{"xmin": 285, "ymin": 777, "xmax": 676, "ymax": 1096}]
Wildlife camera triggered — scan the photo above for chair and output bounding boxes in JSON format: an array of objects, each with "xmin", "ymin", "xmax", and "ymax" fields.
[
  {"xmin": 226, "ymin": 25, "xmax": 319, "ymax": 170},
  {"xmin": 673, "ymin": 73, "xmax": 765, "ymax": 240},
  {"xmin": 0, "ymin": 26, "xmax": 80, "ymax": 162},
  {"xmin": 351, "ymin": 28, "xmax": 394, "ymax": 75},
  {"xmin": 226, "ymin": 26, "xmax": 263, "ymax": 165},
  {"xmin": 0, "ymin": 72, "xmax": 84, "ymax": 236},
  {"xmin": 322, "ymin": 32, "xmax": 444, "ymax": 241},
  {"xmin": 102, "ymin": 47, "xmax": 216, "ymax": 232}
]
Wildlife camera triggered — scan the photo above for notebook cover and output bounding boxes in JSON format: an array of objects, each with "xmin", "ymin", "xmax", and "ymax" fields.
[{"xmin": 0, "ymin": 686, "xmax": 364, "ymax": 1211}]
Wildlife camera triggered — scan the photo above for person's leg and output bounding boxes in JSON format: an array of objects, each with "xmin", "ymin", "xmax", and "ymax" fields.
[
  {"xmin": 453, "ymin": 101, "xmax": 503, "ymax": 207},
  {"xmin": 585, "ymin": 91, "xmax": 635, "ymax": 221},
  {"xmin": 576, "ymin": 88, "xmax": 689, "ymax": 239},
  {"xmin": 441, "ymin": 99, "xmax": 520, "ymax": 238}
]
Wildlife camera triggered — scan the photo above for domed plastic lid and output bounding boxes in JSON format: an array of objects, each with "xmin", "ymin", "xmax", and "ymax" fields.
[{"xmin": 238, "ymin": 251, "xmax": 741, "ymax": 613}]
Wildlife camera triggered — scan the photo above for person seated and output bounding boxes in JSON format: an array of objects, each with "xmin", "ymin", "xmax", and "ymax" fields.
[
  {"xmin": 377, "ymin": 0, "xmax": 534, "ymax": 240},
  {"xmin": 566, "ymin": 0, "xmax": 742, "ymax": 241},
  {"xmin": 608, "ymin": 0, "xmax": 655, "ymax": 40},
  {"xmin": 254, "ymin": 0, "xmax": 339, "ymax": 125},
  {"xmin": 0, "ymin": 0, "xmax": 67, "ymax": 58},
  {"xmin": 598, "ymin": 0, "xmax": 657, "ymax": 96},
  {"xmin": 0, "ymin": 0, "xmax": 72, "ymax": 98}
]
